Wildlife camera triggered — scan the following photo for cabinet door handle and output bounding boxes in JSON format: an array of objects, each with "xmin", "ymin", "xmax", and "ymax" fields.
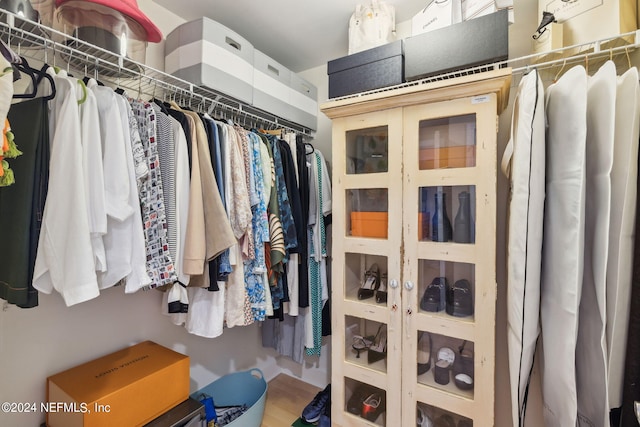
[
  {"xmin": 389, "ymin": 279, "xmax": 399, "ymax": 289},
  {"xmin": 404, "ymin": 281, "xmax": 415, "ymax": 291}
]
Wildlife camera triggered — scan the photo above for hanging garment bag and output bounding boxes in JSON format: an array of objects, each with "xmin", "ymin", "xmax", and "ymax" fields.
[
  {"xmin": 607, "ymin": 66, "xmax": 640, "ymax": 413},
  {"xmin": 540, "ymin": 65, "xmax": 587, "ymax": 427},
  {"xmin": 348, "ymin": 0, "xmax": 396, "ymax": 54},
  {"xmin": 502, "ymin": 68, "xmax": 545, "ymax": 427},
  {"xmin": 575, "ymin": 60, "xmax": 617, "ymax": 427}
]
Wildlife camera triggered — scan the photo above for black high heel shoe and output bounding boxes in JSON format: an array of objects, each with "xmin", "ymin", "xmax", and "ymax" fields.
[
  {"xmin": 358, "ymin": 263, "xmax": 380, "ymax": 300},
  {"xmin": 375, "ymin": 273, "xmax": 388, "ymax": 304},
  {"xmin": 417, "ymin": 331, "xmax": 432, "ymax": 375},
  {"xmin": 368, "ymin": 324, "xmax": 387, "ymax": 364},
  {"xmin": 351, "ymin": 335, "xmax": 373, "ymax": 359}
]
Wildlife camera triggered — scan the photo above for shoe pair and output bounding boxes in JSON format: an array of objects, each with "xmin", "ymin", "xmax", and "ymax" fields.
[
  {"xmin": 420, "ymin": 277, "xmax": 473, "ymax": 317},
  {"xmin": 347, "ymin": 383, "xmax": 377, "ymax": 416},
  {"xmin": 358, "ymin": 264, "xmax": 388, "ymax": 303},
  {"xmin": 351, "ymin": 324, "xmax": 387, "ymax": 364},
  {"xmin": 358, "ymin": 263, "xmax": 380, "ymax": 300},
  {"xmin": 417, "ymin": 406, "xmax": 434, "ymax": 427},
  {"xmin": 301, "ymin": 384, "xmax": 330, "ymax": 424}
]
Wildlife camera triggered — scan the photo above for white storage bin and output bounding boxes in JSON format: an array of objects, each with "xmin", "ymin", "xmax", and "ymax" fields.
[
  {"xmin": 165, "ymin": 17, "xmax": 254, "ymax": 104},
  {"xmin": 289, "ymin": 73, "xmax": 318, "ymax": 131},
  {"xmin": 253, "ymin": 50, "xmax": 292, "ymax": 122}
]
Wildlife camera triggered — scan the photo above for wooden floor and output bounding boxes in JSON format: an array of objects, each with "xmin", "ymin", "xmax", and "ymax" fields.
[{"xmin": 261, "ymin": 374, "xmax": 322, "ymax": 427}]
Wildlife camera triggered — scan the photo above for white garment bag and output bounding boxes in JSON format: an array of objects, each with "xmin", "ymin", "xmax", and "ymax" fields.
[
  {"xmin": 575, "ymin": 60, "xmax": 616, "ymax": 427},
  {"xmin": 607, "ymin": 66, "xmax": 640, "ymax": 410},
  {"xmin": 540, "ymin": 65, "xmax": 587, "ymax": 427},
  {"xmin": 502, "ymin": 69, "xmax": 545, "ymax": 427}
]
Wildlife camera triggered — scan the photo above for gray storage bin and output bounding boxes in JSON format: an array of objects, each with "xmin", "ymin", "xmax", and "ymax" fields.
[
  {"xmin": 253, "ymin": 50, "xmax": 291, "ymax": 121},
  {"xmin": 165, "ymin": 17, "xmax": 254, "ymax": 104},
  {"xmin": 288, "ymin": 73, "xmax": 318, "ymax": 130}
]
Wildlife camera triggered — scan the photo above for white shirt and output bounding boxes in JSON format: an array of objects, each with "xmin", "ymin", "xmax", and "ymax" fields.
[
  {"xmin": 32, "ymin": 68, "xmax": 100, "ymax": 306},
  {"xmin": 89, "ymin": 81, "xmax": 132, "ymax": 288},
  {"xmin": 75, "ymin": 77, "xmax": 107, "ymax": 272}
]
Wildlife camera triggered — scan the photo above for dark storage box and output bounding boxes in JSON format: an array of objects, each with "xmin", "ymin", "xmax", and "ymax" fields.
[
  {"xmin": 327, "ymin": 40, "xmax": 404, "ymax": 98},
  {"xmin": 404, "ymin": 10, "xmax": 508, "ymax": 81},
  {"xmin": 144, "ymin": 398, "xmax": 206, "ymax": 427}
]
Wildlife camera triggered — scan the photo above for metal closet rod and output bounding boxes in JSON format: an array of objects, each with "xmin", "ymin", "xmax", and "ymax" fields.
[{"xmin": 0, "ymin": 9, "xmax": 314, "ymax": 135}]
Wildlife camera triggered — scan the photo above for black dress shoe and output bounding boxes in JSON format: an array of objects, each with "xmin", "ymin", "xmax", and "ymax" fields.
[
  {"xmin": 367, "ymin": 324, "xmax": 387, "ymax": 364},
  {"xmin": 452, "ymin": 341, "xmax": 474, "ymax": 391},
  {"xmin": 347, "ymin": 384, "xmax": 377, "ymax": 415},
  {"xmin": 446, "ymin": 279, "xmax": 474, "ymax": 317},
  {"xmin": 375, "ymin": 273, "xmax": 388, "ymax": 304},
  {"xmin": 417, "ymin": 331, "xmax": 432, "ymax": 375},
  {"xmin": 358, "ymin": 263, "xmax": 380, "ymax": 300},
  {"xmin": 420, "ymin": 277, "xmax": 448, "ymax": 312},
  {"xmin": 361, "ymin": 392, "xmax": 385, "ymax": 422}
]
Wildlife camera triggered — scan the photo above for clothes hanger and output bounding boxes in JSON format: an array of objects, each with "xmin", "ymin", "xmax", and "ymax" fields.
[{"xmin": 13, "ymin": 57, "xmax": 57, "ymax": 101}]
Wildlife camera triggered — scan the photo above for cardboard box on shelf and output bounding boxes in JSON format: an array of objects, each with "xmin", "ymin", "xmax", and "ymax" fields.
[
  {"xmin": 46, "ymin": 341, "xmax": 190, "ymax": 427},
  {"xmin": 351, "ymin": 212, "xmax": 388, "ymax": 238},
  {"xmin": 419, "ymin": 145, "xmax": 476, "ymax": 170}
]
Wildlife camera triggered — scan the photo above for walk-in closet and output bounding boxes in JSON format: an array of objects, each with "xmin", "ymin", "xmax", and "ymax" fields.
[{"xmin": 1, "ymin": 1, "xmax": 640, "ymax": 426}]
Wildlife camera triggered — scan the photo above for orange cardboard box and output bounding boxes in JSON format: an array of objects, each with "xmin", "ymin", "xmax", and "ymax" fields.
[
  {"xmin": 46, "ymin": 341, "xmax": 189, "ymax": 427},
  {"xmin": 419, "ymin": 145, "xmax": 476, "ymax": 169},
  {"xmin": 351, "ymin": 211, "xmax": 388, "ymax": 238}
]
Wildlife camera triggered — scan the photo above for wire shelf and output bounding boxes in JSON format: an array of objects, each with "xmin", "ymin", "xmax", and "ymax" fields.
[
  {"xmin": 330, "ymin": 30, "xmax": 640, "ymax": 102},
  {"xmin": 0, "ymin": 9, "xmax": 315, "ymax": 135}
]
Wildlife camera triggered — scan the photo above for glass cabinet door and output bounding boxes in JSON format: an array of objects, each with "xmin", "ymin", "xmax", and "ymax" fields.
[
  {"xmin": 402, "ymin": 95, "xmax": 498, "ymax": 427},
  {"xmin": 331, "ymin": 109, "xmax": 404, "ymax": 427}
]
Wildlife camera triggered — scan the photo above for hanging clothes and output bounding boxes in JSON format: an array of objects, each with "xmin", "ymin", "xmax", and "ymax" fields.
[
  {"xmin": 607, "ymin": 66, "xmax": 640, "ymax": 414},
  {"xmin": 305, "ymin": 149, "xmax": 331, "ymax": 356},
  {"xmin": 76, "ymin": 76, "xmax": 107, "ymax": 274},
  {"xmin": 32, "ymin": 68, "xmax": 99, "ymax": 306},
  {"xmin": 502, "ymin": 68, "xmax": 545, "ymax": 427},
  {"xmin": 574, "ymin": 60, "xmax": 616, "ymax": 427},
  {"xmin": 0, "ymin": 96, "xmax": 49, "ymax": 308},
  {"xmin": 540, "ymin": 65, "xmax": 587, "ymax": 427},
  {"xmin": 130, "ymin": 99, "xmax": 177, "ymax": 289}
]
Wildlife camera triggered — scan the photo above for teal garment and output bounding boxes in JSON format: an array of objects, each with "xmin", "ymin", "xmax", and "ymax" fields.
[
  {"xmin": 0, "ymin": 97, "xmax": 50, "ymax": 307},
  {"xmin": 306, "ymin": 152, "xmax": 327, "ymax": 356}
]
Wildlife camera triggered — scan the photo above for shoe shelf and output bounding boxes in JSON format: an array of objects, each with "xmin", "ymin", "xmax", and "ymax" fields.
[{"xmin": 322, "ymin": 69, "xmax": 511, "ymax": 426}]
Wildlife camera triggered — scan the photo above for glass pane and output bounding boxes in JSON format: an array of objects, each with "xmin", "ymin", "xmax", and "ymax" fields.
[
  {"xmin": 419, "ymin": 186, "xmax": 475, "ymax": 243},
  {"xmin": 418, "ymin": 114, "xmax": 476, "ymax": 170},
  {"xmin": 418, "ymin": 260, "xmax": 475, "ymax": 321},
  {"xmin": 345, "ymin": 377, "xmax": 387, "ymax": 426},
  {"xmin": 344, "ymin": 253, "xmax": 389, "ymax": 305},
  {"xmin": 417, "ymin": 402, "xmax": 473, "ymax": 427},
  {"xmin": 346, "ymin": 126, "xmax": 389, "ymax": 174},
  {"xmin": 345, "ymin": 316, "xmax": 388, "ymax": 373},
  {"xmin": 347, "ymin": 189, "xmax": 388, "ymax": 238},
  {"xmin": 417, "ymin": 331, "xmax": 474, "ymax": 400}
]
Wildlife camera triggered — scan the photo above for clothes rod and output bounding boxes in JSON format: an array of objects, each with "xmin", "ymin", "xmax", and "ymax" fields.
[{"xmin": 0, "ymin": 9, "xmax": 314, "ymax": 135}]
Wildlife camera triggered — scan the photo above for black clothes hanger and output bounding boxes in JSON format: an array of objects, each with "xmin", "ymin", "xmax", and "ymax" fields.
[
  {"xmin": 304, "ymin": 142, "xmax": 315, "ymax": 154},
  {"xmin": 82, "ymin": 75, "xmax": 104, "ymax": 86},
  {"xmin": 13, "ymin": 57, "xmax": 56, "ymax": 101},
  {"xmin": 533, "ymin": 11, "xmax": 556, "ymax": 40},
  {"xmin": 152, "ymin": 98, "xmax": 170, "ymax": 115}
]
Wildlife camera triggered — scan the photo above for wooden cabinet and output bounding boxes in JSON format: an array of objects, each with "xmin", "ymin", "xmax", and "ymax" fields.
[{"xmin": 320, "ymin": 69, "xmax": 511, "ymax": 427}]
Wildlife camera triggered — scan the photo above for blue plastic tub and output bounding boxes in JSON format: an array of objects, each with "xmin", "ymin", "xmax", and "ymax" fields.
[{"xmin": 192, "ymin": 369, "xmax": 267, "ymax": 427}]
